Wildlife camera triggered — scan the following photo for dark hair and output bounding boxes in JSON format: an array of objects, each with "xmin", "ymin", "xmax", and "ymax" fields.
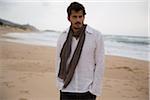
[{"xmin": 67, "ymin": 2, "xmax": 86, "ymax": 17}]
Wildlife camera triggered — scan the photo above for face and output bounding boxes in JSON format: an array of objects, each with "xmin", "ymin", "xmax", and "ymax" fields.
[{"xmin": 68, "ymin": 10, "xmax": 85, "ymax": 31}]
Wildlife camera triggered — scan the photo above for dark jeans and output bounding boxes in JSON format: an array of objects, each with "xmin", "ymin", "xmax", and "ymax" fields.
[{"xmin": 60, "ymin": 91, "xmax": 96, "ymax": 100}]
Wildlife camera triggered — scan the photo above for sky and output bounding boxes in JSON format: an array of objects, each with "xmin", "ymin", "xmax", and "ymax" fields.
[{"xmin": 0, "ymin": 0, "xmax": 148, "ymax": 36}]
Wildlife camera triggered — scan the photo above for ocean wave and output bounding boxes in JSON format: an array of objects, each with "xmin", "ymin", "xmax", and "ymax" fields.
[{"xmin": 104, "ymin": 35, "xmax": 150, "ymax": 45}]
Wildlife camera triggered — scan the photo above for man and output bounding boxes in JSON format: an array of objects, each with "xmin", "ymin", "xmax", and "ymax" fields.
[{"xmin": 55, "ymin": 2, "xmax": 105, "ymax": 100}]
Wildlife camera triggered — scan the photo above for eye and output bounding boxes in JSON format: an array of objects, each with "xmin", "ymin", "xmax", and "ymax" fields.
[
  {"xmin": 73, "ymin": 16, "xmax": 77, "ymax": 18},
  {"xmin": 79, "ymin": 16, "xmax": 83, "ymax": 18}
]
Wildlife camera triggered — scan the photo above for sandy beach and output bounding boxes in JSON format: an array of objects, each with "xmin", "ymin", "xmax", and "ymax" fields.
[{"xmin": 0, "ymin": 40, "xmax": 149, "ymax": 100}]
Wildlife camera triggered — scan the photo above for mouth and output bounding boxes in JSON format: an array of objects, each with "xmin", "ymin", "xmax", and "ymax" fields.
[
  {"xmin": 75, "ymin": 22, "xmax": 81, "ymax": 25},
  {"xmin": 73, "ymin": 22, "xmax": 82, "ymax": 29}
]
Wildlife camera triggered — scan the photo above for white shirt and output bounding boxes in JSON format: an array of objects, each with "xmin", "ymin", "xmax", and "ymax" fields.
[{"xmin": 55, "ymin": 25, "xmax": 105, "ymax": 96}]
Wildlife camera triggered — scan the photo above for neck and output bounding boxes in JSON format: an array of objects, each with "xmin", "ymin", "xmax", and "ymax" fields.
[{"xmin": 72, "ymin": 28, "xmax": 79, "ymax": 33}]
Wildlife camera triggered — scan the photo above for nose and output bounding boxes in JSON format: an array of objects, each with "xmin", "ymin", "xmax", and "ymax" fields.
[{"xmin": 76, "ymin": 17, "xmax": 80, "ymax": 22}]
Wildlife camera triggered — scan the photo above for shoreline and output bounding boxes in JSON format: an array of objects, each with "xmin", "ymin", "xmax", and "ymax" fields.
[
  {"xmin": 1, "ymin": 40, "xmax": 149, "ymax": 62},
  {"xmin": 0, "ymin": 40, "xmax": 149, "ymax": 100}
]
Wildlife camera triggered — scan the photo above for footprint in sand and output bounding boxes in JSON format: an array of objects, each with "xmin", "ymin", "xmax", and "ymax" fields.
[
  {"xmin": 115, "ymin": 66, "xmax": 135, "ymax": 73},
  {"xmin": 1, "ymin": 81, "xmax": 15, "ymax": 88},
  {"xmin": 20, "ymin": 90, "xmax": 30, "ymax": 94},
  {"xmin": 18, "ymin": 76, "xmax": 27, "ymax": 82},
  {"xmin": 19, "ymin": 98, "xmax": 28, "ymax": 100}
]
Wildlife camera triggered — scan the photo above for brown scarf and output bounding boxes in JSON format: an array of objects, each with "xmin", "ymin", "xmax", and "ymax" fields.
[{"xmin": 58, "ymin": 24, "xmax": 87, "ymax": 88}]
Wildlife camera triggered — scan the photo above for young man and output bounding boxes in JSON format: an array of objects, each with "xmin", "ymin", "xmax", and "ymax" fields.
[{"xmin": 55, "ymin": 2, "xmax": 105, "ymax": 100}]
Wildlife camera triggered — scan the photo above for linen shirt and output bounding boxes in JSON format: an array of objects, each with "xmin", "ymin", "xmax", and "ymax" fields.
[{"xmin": 55, "ymin": 25, "xmax": 105, "ymax": 96}]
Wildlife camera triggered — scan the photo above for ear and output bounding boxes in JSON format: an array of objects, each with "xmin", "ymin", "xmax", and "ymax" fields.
[
  {"xmin": 83, "ymin": 16, "xmax": 85, "ymax": 20},
  {"xmin": 67, "ymin": 16, "xmax": 70, "ymax": 21}
]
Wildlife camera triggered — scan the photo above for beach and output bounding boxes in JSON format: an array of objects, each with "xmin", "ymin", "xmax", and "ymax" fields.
[{"xmin": 0, "ymin": 40, "xmax": 149, "ymax": 100}]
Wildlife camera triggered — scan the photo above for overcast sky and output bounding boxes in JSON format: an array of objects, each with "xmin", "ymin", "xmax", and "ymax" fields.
[{"xmin": 0, "ymin": 0, "xmax": 148, "ymax": 36}]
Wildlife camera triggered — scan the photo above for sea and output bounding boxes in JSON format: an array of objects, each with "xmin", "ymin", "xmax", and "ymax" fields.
[{"xmin": 0, "ymin": 32, "xmax": 149, "ymax": 61}]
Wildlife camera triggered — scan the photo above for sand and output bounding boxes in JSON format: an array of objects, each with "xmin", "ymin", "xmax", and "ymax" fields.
[{"xmin": 0, "ymin": 40, "xmax": 149, "ymax": 100}]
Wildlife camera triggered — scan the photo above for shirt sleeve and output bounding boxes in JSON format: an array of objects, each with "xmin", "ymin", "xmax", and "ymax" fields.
[
  {"xmin": 90, "ymin": 32, "xmax": 105, "ymax": 96},
  {"xmin": 55, "ymin": 34, "xmax": 64, "ymax": 89}
]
